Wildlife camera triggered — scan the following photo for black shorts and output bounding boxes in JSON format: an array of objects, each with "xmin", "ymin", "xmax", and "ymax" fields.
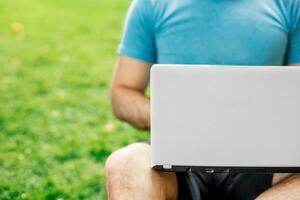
[{"xmin": 176, "ymin": 172, "xmax": 273, "ymax": 200}]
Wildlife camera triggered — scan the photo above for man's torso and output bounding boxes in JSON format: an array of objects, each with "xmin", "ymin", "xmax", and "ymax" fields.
[{"xmin": 149, "ymin": 0, "xmax": 299, "ymax": 65}]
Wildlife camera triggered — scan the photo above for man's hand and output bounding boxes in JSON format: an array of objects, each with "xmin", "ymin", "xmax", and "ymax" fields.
[{"xmin": 110, "ymin": 56, "xmax": 151, "ymax": 129}]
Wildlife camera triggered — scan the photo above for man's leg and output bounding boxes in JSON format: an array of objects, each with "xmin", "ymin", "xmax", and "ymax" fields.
[
  {"xmin": 272, "ymin": 173, "xmax": 292, "ymax": 185},
  {"xmin": 105, "ymin": 143, "xmax": 178, "ymax": 200},
  {"xmin": 256, "ymin": 174, "xmax": 300, "ymax": 200}
]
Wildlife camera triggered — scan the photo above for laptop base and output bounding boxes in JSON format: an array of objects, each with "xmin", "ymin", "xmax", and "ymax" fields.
[{"xmin": 152, "ymin": 165, "xmax": 300, "ymax": 173}]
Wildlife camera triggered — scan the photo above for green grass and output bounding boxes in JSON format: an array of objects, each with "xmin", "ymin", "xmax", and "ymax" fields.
[{"xmin": 0, "ymin": 0, "xmax": 149, "ymax": 199}]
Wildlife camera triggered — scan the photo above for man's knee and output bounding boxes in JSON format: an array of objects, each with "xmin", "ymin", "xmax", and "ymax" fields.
[
  {"xmin": 105, "ymin": 143, "xmax": 178, "ymax": 200},
  {"xmin": 105, "ymin": 143, "xmax": 150, "ymax": 179}
]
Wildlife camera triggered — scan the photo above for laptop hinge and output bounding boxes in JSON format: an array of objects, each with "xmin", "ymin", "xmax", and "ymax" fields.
[{"xmin": 163, "ymin": 164, "xmax": 172, "ymax": 169}]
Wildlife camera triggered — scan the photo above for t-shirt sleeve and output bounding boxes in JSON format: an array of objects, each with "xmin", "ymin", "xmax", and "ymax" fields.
[
  {"xmin": 118, "ymin": 0, "xmax": 156, "ymax": 64},
  {"xmin": 287, "ymin": 1, "xmax": 300, "ymax": 64}
]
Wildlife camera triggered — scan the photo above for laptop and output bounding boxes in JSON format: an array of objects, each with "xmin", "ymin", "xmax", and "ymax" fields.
[{"xmin": 151, "ymin": 64, "xmax": 300, "ymax": 173}]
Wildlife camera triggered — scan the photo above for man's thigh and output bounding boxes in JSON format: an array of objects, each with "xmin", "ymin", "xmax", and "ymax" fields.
[{"xmin": 272, "ymin": 173, "xmax": 292, "ymax": 185}]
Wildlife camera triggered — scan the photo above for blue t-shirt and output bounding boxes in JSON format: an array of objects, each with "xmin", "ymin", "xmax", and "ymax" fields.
[{"xmin": 118, "ymin": 0, "xmax": 300, "ymax": 65}]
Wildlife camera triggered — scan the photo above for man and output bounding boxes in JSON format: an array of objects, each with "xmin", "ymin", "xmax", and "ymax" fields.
[{"xmin": 105, "ymin": 0, "xmax": 300, "ymax": 199}]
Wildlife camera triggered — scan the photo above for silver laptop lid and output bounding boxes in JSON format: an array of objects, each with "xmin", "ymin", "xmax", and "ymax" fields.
[{"xmin": 151, "ymin": 65, "xmax": 300, "ymax": 172}]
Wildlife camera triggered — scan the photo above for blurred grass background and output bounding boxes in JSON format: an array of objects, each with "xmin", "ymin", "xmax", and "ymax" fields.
[{"xmin": 0, "ymin": 0, "xmax": 149, "ymax": 199}]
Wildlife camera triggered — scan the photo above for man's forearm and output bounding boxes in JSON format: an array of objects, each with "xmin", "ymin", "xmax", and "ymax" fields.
[{"xmin": 111, "ymin": 87, "xmax": 150, "ymax": 129}]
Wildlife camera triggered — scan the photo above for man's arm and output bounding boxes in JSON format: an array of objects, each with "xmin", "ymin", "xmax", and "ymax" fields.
[{"xmin": 110, "ymin": 56, "xmax": 151, "ymax": 129}]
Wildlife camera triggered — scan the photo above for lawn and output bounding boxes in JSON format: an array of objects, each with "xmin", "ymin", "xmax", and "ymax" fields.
[{"xmin": 0, "ymin": 0, "xmax": 149, "ymax": 199}]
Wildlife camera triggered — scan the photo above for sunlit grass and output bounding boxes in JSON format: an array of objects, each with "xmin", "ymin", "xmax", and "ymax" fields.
[{"xmin": 0, "ymin": 0, "xmax": 149, "ymax": 199}]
